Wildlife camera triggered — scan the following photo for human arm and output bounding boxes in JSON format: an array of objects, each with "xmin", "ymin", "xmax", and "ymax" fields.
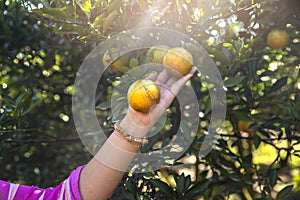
[{"xmin": 78, "ymin": 67, "xmax": 197, "ymax": 200}]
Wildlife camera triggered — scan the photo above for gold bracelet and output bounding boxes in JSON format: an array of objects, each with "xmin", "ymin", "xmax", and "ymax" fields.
[{"xmin": 114, "ymin": 123, "xmax": 149, "ymax": 146}]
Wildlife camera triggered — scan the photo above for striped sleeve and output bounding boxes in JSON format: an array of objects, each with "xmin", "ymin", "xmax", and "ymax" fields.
[{"xmin": 0, "ymin": 165, "xmax": 84, "ymax": 200}]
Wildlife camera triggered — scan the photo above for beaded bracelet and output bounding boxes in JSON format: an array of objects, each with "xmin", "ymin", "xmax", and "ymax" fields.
[{"xmin": 114, "ymin": 122, "xmax": 149, "ymax": 146}]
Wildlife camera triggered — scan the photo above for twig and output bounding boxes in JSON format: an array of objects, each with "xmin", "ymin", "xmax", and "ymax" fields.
[
  {"xmin": 218, "ymin": 133, "xmax": 300, "ymax": 142},
  {"xmin": 4, "ymin": 137, "xmax": 80, "ymax": 144},
  {"xmin": 0, "ymin": 128, "xmax": 37, "ymax": 133}
]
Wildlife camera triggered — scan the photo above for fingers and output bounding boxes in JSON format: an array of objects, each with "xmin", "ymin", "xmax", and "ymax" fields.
[
  {"xmin": 156, "ymin": 69, "xmax": 170, "ymax": 84},
  {"xmin": 165, "ymin": 77, "xmax": 177, "ymax": 87},
  {"xmin": 190, "ymin": 66, "xmax": 198, "ymax": 75},
  {"xmin": 169, "ymin": 66, "xmax": 197, "ymax": 95},
  {"xmin": 146, "ymin": 66, "xmax": 197, "ymax": 94},
  {"xmin": 164, "ymin": 67, "xmax": 197, "ymax": 87},
  {"xmin": 181, "ymin": 66, "xmax": 197, "ymax": 82},
  {"xmin": 145, "ymin": 72, "xmax": 158, "ymax": 81},
  {"xmin": 148, "ymin": 67, "xmax": 197, "ymax": 121}
]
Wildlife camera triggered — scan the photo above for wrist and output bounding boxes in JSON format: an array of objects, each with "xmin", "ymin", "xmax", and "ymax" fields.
[{"xmin": 119, "ymin": 113, "xmax": 150, "ymax": 137}]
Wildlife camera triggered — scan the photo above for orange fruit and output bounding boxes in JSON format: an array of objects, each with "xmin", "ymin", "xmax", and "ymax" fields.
[
  {"xmin": 102, "ymin": 51, "xmax": 129, "ymax": 73},
  {"xmin": 267, "ymin": 29, "xmax": 290, "ymax": 50},
  {"xmin": 163, "ymin": 47, "xmax": 193, "ymax": 76},
  {"xmin": 147, "ymin": 45, "xmax": 169, "ymax": 64},
  {"xmin": 110, "ymin": 55, "xmax": 129, "ymax": 73},
  {"xmin": 127, "ymin": 79, "xmax": 160, "ymax": 113},
  {"xmin": 102, "ymin": 51, "xmax": 111, "ymax": 67},
  {"xmin": 238, "ymin": 120, "xmax": 256, "ymax": 134}
]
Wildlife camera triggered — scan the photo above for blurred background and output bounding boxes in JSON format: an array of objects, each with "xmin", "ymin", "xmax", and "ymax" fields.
[{"xmin": 0, "ymin": 0, "xmax": 299, "ymax": 199}]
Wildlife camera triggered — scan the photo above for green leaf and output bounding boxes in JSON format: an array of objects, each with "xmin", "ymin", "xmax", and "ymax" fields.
[
  {"xmin": 253, "ymin": 134, "xmax": 261, "ymax": 149},
  {"xmin": 137, "ymin": 0, "xmax": 148, "ymax": 10},
  {"xmin": 176, "ymin": 0, "xmax": 183, "ymax": 15},
  {"xmin": 232, "ymin": 110, "xmax": 252, "ymax": 122},
  {"xmin": 2, "ymin": 95, "xmax": 15, "ymax": 105},
  {"xmin": 150, "ymin": 179, "xmax": 175, "ymax": 199},
  {"xmin": 206, "ymin": 47, "xmax": 229, "ymax": 65},
  {"xmin": 96, "ymin": 101, "xmax": 111, "ymax": 110},
  {"xmin": 184, "ymin": 175, "xmax": 191, "ymax": 191},
  {"xmin": 233, "ymin": 39, "xmax": 244, "ymax": 54},
  {"xmin": 106, "ymin": 0, "xmax": 123, "ymax": 15},
  {"xmin": 184, "ymin": 181, "xmax": 210, "ymax": 199},
  {"xmin": 203, "ymin": 96, "xmax": 212, "ymax": 114},
  {"xmin": 125, "ymin": 180, "xmax": 136, "ymax": 193},
  {"xmin": 180, "ymin": 121, "xmax": 192, "ymax": 140},
  {"xmin": 261, "ymin": 118, "xmax": 282, "ymax": 129},
  {"xmin": 276, "ymin": 185, "xmax": 293, "ymax": 199},
  {"xmin": 242, "ymin": 175, "xmax": 255, "ymax": 185},
  {"xmin": 93, "ymin": 0, "xmax": 105, "ymax": 9},
  {"xmin": 103, "ymin": 10, "xmax": 118, "ymax": 33},
  {"xmin": 227, "ymin": 173, "xmax": 240, "ymax": 182},
  {"xmin": 39, "ymin": 7, "xmax": 69, "ymax": 20},
  {"xmin": 77, "ymin": 0, "xmax": 91, "ymax": 14},
  {"xmin": 116, "ymin": 66, "xmax": 130, "ymax": 73},
  {"xmin": 270, "ymin": 77, "xmax": 288, "ymax": 92},
  {"xmin": 121, "ymin": 187, "xmax": 136, "ymax": 199},
  {"xmin": 21, "ymin": 98, "xmax": 42, "ymax": 116},
  {"xmin": 15, "ymin": 93, "xmax": 27, "ymax": 109},
  {"xmin": 220, "ymin": 159, "xmax": 235, "ymax": 169},
  {"xmin": 244, "ymin": 153, "xmax": 253, "ymax": 163},
  {"xmin": 223, "ymin": 42, "xmax": 236, "ymax": 55},
  {"xmin": 93, "ymin": 13, "xmax": 105, "ymax": 28},
  {"xmin": 32, "ymin": 8, "xmax": 43, "ymax": 16},
  {"xmin": 56, "ymin": 24, "xmax": 83, "ymax": 34},
  {"xmin": 270, "ymin": 168, "xmax": 278, "ymax": 187},
  {"xmin": 176, "ymin": 174, "xmax": 185, "ymax": 193},
  {"xmin": 228, "ymin": 151, "xmax": 239, "ymax": 160},
  {"xmin": 224, "ymin": 76, "xmax": 245, "ymax": 87},
  {"xmin": 129, "ymin": 58, "xmax": 139, "ymax": 68},
  {"xmin": 294, "ymin": 102, "xmax": 300, "ymax": 120},
  {"xmin": 222, "ymin": 47, "xmax": 233, "ymax": 65}
]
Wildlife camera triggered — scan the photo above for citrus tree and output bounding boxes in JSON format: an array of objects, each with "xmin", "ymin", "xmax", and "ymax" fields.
[
  {"xmin": 1, "ymin": 0, "xmax": 300, "ymax": 199},
  {"xmin": 0, "ymin": 0, "xmax": 91, "ymax": 187}
]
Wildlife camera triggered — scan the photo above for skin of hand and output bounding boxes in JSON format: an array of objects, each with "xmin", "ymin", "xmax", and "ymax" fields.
[
  {"xmin": 120, "ymin": 66, "xmax": 197, "ymax": 137},
  {"xmin": 79, "ymin": 66, "xmax": 197, "ymax": 200}
]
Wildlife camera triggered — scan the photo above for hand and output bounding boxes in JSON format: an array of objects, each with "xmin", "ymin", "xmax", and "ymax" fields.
[{"xmin": 120, "ymin": 67, "xmax": 197, "ymax": 136}]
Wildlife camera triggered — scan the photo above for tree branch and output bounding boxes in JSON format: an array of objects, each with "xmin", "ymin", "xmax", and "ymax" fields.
[
  {"xmin": 4, "ymin": 137, "xmax": 80, "ymax": 144},
  {"xmin": 218, "ymin": 133, "xmax": 300, "ymax": 142}
]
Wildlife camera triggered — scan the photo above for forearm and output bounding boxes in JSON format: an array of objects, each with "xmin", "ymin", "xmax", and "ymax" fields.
[
  {"xmin": 79, "ymin": 115, "xmax": 148, "ymax": 200},
  {"xmin": 78, "ymin": 67, "xmax": 196, "ymax": 200}
]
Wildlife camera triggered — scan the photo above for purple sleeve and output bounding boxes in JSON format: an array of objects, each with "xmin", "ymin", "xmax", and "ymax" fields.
[
  {"xmin": 0, "ymin": 165, "xmax": 84, "ymax": 200},
  {"xmin": 0, "ymin": 180, "xmax": 10, "ymax": 200},
  {"xmin": 68, "ymin": 165, "xmax": 84, "ymax": 199}
]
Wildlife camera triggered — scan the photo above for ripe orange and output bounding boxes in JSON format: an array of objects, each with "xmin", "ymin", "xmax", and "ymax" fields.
[
  {"xmin": 102, "ymin": 51, "xmax": 129, "ymax": 72},
  {"xmin": 238, "ymin": 120, "xmax": 255, "ymax": 134},
  {"xmin": 110, "ymin": 55, "xmax": 129, "ymax": 73},
  {"xmin": 102, "ymin": 51, "xmax": 111, "ymax": 67},
  {"xmin": 163, "ymin": 47, "xmax": 193, "ymax": 76},
  {"xmin": 127, "ymin": 79, "xmax": 160, "ymax": 113},
  {"xmin": 267, "ymin": 29, "xmax": 290, "ymax": 50},
  {"xmin": 147, "ymin": 45, "xmax": 169, "ymax": 64}
]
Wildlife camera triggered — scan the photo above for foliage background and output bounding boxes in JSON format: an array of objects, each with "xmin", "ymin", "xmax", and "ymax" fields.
[{"xmin": 0, "ymin": 0, "xmax": 299, "ymax": 199}]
